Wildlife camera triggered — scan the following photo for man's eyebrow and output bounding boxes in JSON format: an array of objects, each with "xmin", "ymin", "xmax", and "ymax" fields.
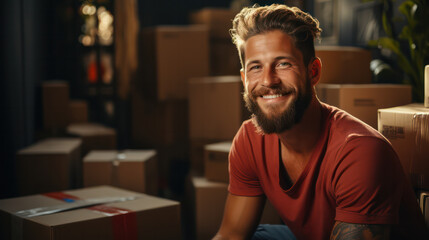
[
  {"xmin": 245, "ymin": 60, "xmax": 260, "ymax": 68},
  {"xmin": 274, "ymin": 56, "xmax": 296, "ymax": 61}
]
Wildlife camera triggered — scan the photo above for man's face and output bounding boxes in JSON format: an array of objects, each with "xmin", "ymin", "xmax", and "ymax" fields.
[{"xmin": 242, "ymin": 30, "xmax": 313, "ymax": 134}]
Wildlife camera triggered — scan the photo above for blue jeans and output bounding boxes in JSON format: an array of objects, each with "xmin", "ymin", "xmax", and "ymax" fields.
[{"xmin": 252, "ymin": 224, "xmax": 297, "ymax": 240}]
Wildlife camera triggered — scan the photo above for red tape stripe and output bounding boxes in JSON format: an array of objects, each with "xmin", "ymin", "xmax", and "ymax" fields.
[
  {"xmin": 89, "ymin": 205, "xmax": 138, "ymax": 240},
  {"xmin": 43, "ymin": 192, "xmax": 80, "ymax": 202}
]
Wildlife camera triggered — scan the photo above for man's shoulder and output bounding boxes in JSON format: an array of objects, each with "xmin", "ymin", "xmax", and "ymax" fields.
[
  {"xmin": 323, "ymin": 103, "xmax": 386, "ymax": 141},
  {"xmin": 322, "ymin": 103, "xmax": 394, "ymax": 159}
]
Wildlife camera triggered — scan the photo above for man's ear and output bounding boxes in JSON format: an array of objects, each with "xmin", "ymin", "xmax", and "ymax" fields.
[
  {"xmin": 309, "ymin": 57, "xmax": 322, "ymax": 86},
  {"xmin": 240, "ymin": 69, "xmax": 245, "ymax": 85}
]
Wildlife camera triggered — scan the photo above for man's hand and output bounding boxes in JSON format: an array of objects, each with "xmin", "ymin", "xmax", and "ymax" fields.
[{"xmin": 330, "ymin": 221, "xmax": 390, "ymax": 240}]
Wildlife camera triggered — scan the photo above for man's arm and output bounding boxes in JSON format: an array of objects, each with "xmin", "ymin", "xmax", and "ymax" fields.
[
  {"xmin": 330, "ymin": 221, "xmax": 390, "ymax": 240},
  {"xmin": 212, "ymin": 193, "xmax": 266, "ymax": 240}
]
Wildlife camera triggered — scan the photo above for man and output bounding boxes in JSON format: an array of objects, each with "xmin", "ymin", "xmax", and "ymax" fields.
[{"xmin": 213, "ymin": 4, "xmax": 428, "ymax": 240}]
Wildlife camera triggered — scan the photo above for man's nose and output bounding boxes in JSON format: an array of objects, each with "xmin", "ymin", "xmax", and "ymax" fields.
[{"xmin": 261, "ymin": 67, "xmax": 280, "ymax": 87}]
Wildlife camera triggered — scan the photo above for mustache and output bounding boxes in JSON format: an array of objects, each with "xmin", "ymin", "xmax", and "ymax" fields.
[{"xmin": 250, "ymin": 85, "xmax": 295, "ymax": 98}]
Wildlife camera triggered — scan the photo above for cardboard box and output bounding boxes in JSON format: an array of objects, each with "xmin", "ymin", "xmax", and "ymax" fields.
[
  {"xmin": 378, "ymin": 104, "xmax": 429, "ymax": 189},
  {"xmin": 43, "ymin": 81, "xmax": 70, "ymax": 130},
  {"xmin": 420, "ymin": 191, "xmax": 429, "ymax": 229},
  {"xmin": 189, "ymin": 8, "xmax": 241, "ymax": 76},
  {"xmin": 189, "ymin": 76, "xmax": 249, "ymax": 140},
  {"xmin": 190, "ymin": 138, "xmax": 225, "ymax": 176},
  {"xmin": 204, "ymin": 141, "xmax": 231, "ymax": 183},
  {"xmin": 16, "ymin": 138, "xmax": 82, "ymax": 196},
  {"xmin": 83, "ymin": 150, "xmax": 158, "ymax": 195},
  {"xmin": 315, "ymin": 46, "xmax": 372, "ymax": 84},
  {"xmin": 68, "ymin": 100, "xmax": 88, "ymax": 123},
  {"xmin": 66, "ymin": 123, "xmax": 116, "ymax": 156},
  {"xmin": 316, "ymin": 84, "xmax": 412, "ymax": 128},
  {"xmin": 189, "ymin": 8, "xmax": 238, "ymax": 39},
  {"xmin": 189, "ymin": 177, "xmax": 282, "ymax": 240},
  {"xmin": 210, "ymin": 39, "xmax": 241, "ymax": 76},
  {"xmin": 138, "ymin": 26, "xmax": 209, "ymax": 100},
  {"xmin": 131, "ymin": 95, "xmax": 188, "ymax": 148},
  {"xmin": 0, "ymin": 186, "xmax": 181, "ymax": 240},
  {"xmin": 425, "ymin": 65, "xmax": 429, "ymax": 107}
]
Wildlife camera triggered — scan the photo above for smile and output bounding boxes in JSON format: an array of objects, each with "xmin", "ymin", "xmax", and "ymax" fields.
[{"xmin": 261, "ymin": 94, "xmax": 284, "ymax": 99}]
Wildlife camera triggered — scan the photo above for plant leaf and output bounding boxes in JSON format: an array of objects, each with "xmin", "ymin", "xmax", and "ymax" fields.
[
  {"xmin": 377, "ymin": 37, "xmax": 401, "ymax": 55},
  {"xmin": 382, "ymin": 12, "xmax": 393, "ymax": 37}
]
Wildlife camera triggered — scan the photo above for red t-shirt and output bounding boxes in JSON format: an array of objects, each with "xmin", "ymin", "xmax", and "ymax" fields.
[{"xmin": 229, "ymin": 103, "xmax": 427, "ymax": 240}]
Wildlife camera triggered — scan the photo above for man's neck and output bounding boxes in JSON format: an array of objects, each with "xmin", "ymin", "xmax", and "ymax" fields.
[{"xmin": 277, "ymin": 96, "xmax": 323, "ymax": 157}]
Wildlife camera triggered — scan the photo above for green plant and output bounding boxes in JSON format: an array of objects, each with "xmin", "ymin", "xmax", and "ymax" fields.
[{"xmin": 367, "ymin": 0, "xmax": 429, "ymax": 102}]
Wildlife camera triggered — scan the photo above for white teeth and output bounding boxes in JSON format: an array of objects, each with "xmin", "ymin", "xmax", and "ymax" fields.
[{"xmin": 262, "ymin": 94, "xmax": 283, "ymax": 99}]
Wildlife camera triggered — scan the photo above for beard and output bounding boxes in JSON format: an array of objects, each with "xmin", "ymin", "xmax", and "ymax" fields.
[{"xmin": 243, "ymin": 77, "xmax": 312, "ymax": 134}]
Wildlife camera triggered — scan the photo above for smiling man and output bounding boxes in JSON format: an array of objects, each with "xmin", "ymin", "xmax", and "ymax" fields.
[{"xmin": 212, "ymin": 4, "xmax": 428, "ymax": 240}]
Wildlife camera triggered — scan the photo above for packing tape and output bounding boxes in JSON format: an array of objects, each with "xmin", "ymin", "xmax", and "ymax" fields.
[
  {"xmin": 88, "ymin": 205, "xmax": 138, "ymax": 240},
  {"xmin": 43, "ymin": 191, "xmax": 81, "ymax": 202},
  {"xmin": 15, "ymin": 192, "xmax": 139, "ymax": 218},
  {"xmin": 412, "ymin": 113, "xmax": 429, "ymax": 188}
]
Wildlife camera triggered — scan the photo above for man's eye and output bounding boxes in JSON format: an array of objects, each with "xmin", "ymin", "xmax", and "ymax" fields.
[
  {"xmin": 250, "ymin": 65, "xmax": 261, "ymax": 71},
  {"xmin": 277, "ymin": 62, "xmax": 291, "ymax": 68}
]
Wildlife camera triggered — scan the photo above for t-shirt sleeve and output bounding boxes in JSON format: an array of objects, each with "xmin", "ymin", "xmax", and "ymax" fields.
[
  {"xmin": 228, "ymin": 123, "xmax": 264, "ymax": 196},
  {"xmin": 332, "ymin": 136, "xmax": 404, "ymax": 224}
]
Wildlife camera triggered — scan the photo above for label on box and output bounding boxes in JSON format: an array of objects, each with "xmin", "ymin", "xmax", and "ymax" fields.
[
  {"xmin": 354, "ymin": 98, "xmax": 375, "ymax": 107},
  {"xmin": 381, "ymin": 125, "xmax": 405, "ymax": 139}
]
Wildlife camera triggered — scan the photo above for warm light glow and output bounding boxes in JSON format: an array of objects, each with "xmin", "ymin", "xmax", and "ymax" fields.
[
  {"xmin": 97, "ymin": 6, "xmax": 106, "ymax": 15},
  {"xmin": 79, "ymin": 3, "xmax": 114, "ymax": 46},
  {"xmin": 97, "ymin": 9, "xmax": 114, "ymax": 46},
  {"xmin": 80, "ymin": 35, "xmax": 93, "ymax": 46},
  {"xmin": 82, "ymin": 4, "xmax": 96, "ymax": 16},
  {"xmin": 105, "ymin": 101, "xmax": 114, "ymax": 117}
]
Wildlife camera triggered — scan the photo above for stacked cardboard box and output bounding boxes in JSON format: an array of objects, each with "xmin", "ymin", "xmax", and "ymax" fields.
[
  {"xmin": 42, "ymin": 81, "xmax": 91, "ymax": 135},
  {"xmin": 316, "ymin": 84, "xmax": 412, "ymax": 129},
  {"xmin": 42, "ymin": 81, "xmax": 70, "ymax": 133},
  {"xmin": 68, "ymin": 100, "xmax": 88, "ymax": 124},
  {"xmin": 137, "ymin": 25, "xmax": 209, "ymax": 101},
  {"xmin": 0, "ymin": 186, "xmax": 181, "ymax": 240},
  {"xmin": 188, "ymin": 177, "xmax": 282, "ymax": 240},
  {"xmin": 315, "ymin": 46, "xmax": 372, "ymax": 84},
  {"xmin": 190, "ymin": 8, "xmax": 241, "ymax": 76},
  {"xmin": 420, "ymin": 191, "xmax": 429, "ymax": 229},
  {"xmin": 204, "ymin": 141, "xmax": 231, "ymax": 183},
  {"xmin": 185, "ymin": 141, "xmax": 282, "ymax": 240},
  {"xmin": 131, "ymin": 97, "xmax": 188, "ymax": 148},
  {"xmin": 131, "ymin": 93, "xmax": 189, "ymax": 191},
  {"xmin": 378, "ymin": 104, "xmax": 429, "ymax": 189},
  {"xmin": 188, "ymin": 76, "xmax": 249, "ymax": 174},
  {"xmin": 132, "ymin": 25, "xmax": 210, "ymax": 192},
  {"xmin": 425, "ymin": 65, "xmax": 429, "ymax": 107},
  {"xmin": 16, "ymin": 138, "xmax": 82, "ymax": 195},
  {"xmin": 66, "ymin": 123, "xmax": 117, "ymax": 156},
  {"xmin": 83, "ymin": 150, "xmax": 158, "ymax": 195}
]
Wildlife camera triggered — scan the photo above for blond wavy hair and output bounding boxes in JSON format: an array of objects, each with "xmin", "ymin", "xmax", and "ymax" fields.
[{"xmin": 230, "ymin": 4, "xmax": 322, "ymax": 68}]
